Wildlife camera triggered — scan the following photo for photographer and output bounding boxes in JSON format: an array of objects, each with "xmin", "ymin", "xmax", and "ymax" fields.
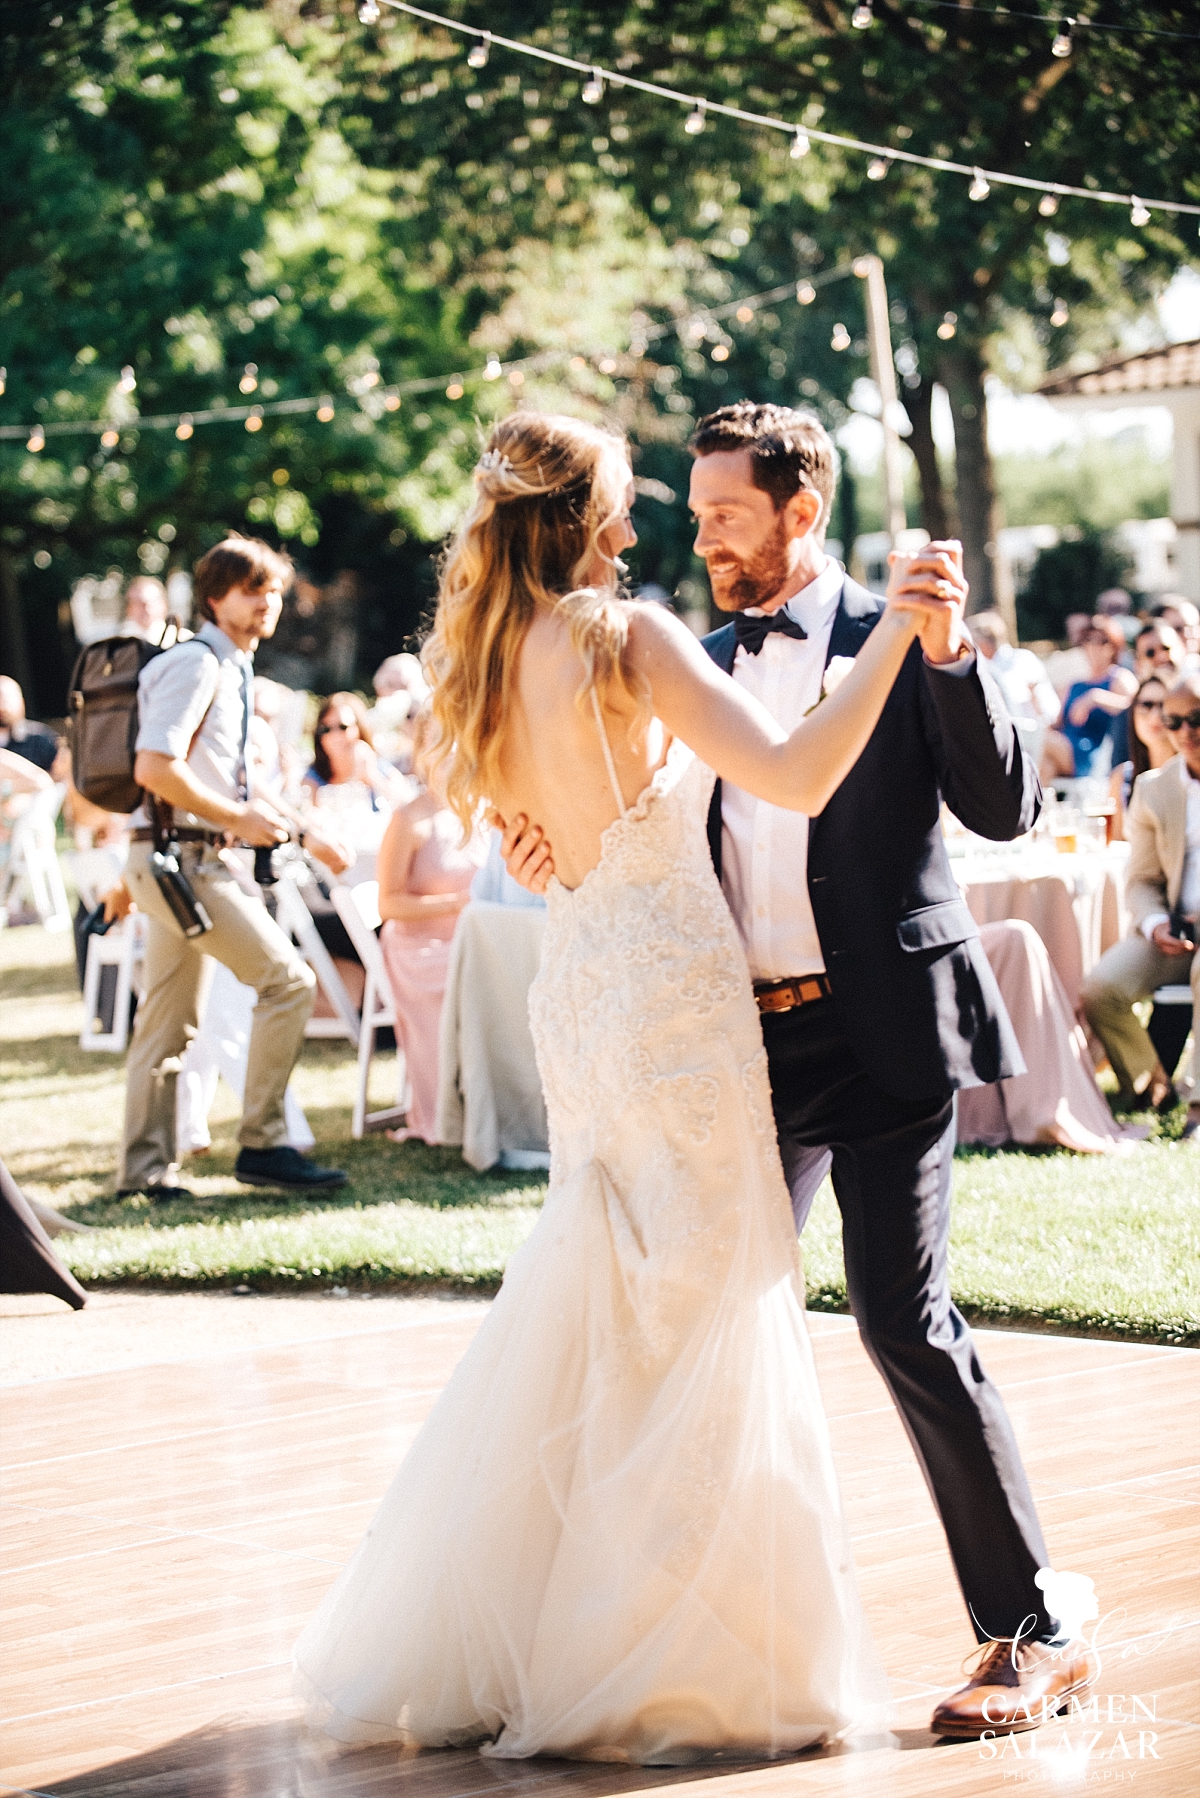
[{"xmin": 118, "ymin": 537, "xmax": 348, "ymax": 1200}]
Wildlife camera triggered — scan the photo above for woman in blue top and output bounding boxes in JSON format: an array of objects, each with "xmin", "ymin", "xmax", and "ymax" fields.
[{"xmin": 1056, "ymin": 616, "xmax": 1136, "ymax": 777}]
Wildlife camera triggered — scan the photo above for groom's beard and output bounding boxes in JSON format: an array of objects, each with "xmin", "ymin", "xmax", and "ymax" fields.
[{"xmin": 706, "ymin": 517, "xmax": 792, "ymax": 613}]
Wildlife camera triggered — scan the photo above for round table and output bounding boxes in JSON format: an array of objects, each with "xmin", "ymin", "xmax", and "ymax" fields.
[{"xmin": 954, "ymin": 843, "xmax": 1129, "ymax": 1008}]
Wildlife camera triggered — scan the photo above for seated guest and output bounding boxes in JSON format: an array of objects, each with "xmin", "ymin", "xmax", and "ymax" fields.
[
  {"xmin": 957, "ymin": 921, "xmax": 1131, "ymax": 1153},
  {"xmin": 0, "ymin": 746, "xmax": 52, "ymax": 887},
  {"xmin": 0, "ymin": 676, "xmax": 61, "ymax": 775},
  {"xmin": 1041, "ymin": 616, "xmax": 1136, "ymax": 782},
  {"xmin": 367, "ymin": 653, "xmax": 430, "ymax": 771},
  {"xmin": 302, "ymin": 691, "xmax": 409, "ymax": 823},
  {"xmin": 1107, "ymin": 676, "xmax": 1174, "ymax": 840},
  {"xmin": 1151, "ymin": 596, "xmax": 1200, "ymax": 667},
  {"xmin": 1081, "ymin": 671, "xmax": 1200, "ymax": 1139},
  {"xmin": 1132, "ymin": 623, "xmax": 1185, "ymax": 687},
  {"xmin": 969, "ymin": 611, "xmax": 1059, "ymax": 735},
  {"xmin": 120, "ymin": 576, "xmax": 170, "ymax": 645},
  {"xmin": 377, "ymin": 710, "xmax": 486, "ymax": 1145}
]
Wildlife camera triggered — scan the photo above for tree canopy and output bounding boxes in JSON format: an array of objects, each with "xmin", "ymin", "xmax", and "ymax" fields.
[{"xmin": 2, "ymin": 0, "xmax": 1196, "ymax": 707}]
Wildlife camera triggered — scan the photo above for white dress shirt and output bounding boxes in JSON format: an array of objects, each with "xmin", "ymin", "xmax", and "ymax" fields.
[
  {"xmin": 720, "ymin": 558, "xmax": 845, "ymax": 981},
  {"xmin": 1141, "ymin": 757, "xmax": 1200, "ymax": 939}
]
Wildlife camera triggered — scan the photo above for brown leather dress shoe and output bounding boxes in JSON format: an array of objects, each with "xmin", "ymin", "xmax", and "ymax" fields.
[{"xmin": 931, "ymin": 1637, "xmax": 1099, "ymax": 1739}]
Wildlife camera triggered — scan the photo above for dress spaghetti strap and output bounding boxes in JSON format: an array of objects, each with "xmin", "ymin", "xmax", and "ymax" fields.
[{"xmin": 590, "ymin": 686, "xmax": 628, "ymax": 817}]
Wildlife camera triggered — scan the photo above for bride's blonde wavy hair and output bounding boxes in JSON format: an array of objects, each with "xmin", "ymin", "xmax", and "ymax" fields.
[{"xmin": 422, "ymin": 411, "xmax": 647, "ymax": 830}]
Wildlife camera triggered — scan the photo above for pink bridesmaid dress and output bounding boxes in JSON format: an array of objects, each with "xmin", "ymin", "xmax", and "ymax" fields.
[{"xmin": 380, "ymin": 810, "xmax": 485, "ymax": 1143}]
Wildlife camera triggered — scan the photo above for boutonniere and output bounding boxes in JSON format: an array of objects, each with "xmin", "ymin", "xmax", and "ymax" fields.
[{"xmin": 805, "ymin": 655, "xmax": 856, "ymax": 715}]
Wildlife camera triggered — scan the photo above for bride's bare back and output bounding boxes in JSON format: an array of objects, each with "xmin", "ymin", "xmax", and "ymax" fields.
[{"xmin": 492, "ymin": 603, "xmax": 668, "ymax": 892}]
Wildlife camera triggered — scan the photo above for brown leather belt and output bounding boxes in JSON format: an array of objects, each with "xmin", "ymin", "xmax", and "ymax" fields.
[
  {"xmin": 132, "ymin": 827, "xmax": 225, "ymax": 845},
  {"xmin": 753, "ymin": 973, "xmax": 833, "ymax": 1014}
]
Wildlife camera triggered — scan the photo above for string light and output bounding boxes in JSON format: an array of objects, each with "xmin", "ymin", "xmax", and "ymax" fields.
[
  {"xmin": 317, "ymin": 396, "xmax": 335, "ymax": 421},
  {"xmin": 597, "ymin": 356, "xmax": 618, "ymax": 374},
  {"xmin": 581, "ymin": 69, "xmax": 604, "ymax": 105},
  {"xmin": 100, "ymin": 428, "xmax": 120, "ymax": 448},
  {"xmin": 796, "ymin": 281, "xmax": 817, "ymax": 304},
  {"xmin": 937, "ymin": 311, "xmax": 958, "ymax": 339},
  {"xmin": 118, "ymin": 365, "xmax": 136, "ymax": 393},
  {"xmin": 791, "ymin": 127, "xmax": 810, "ymax": 159},
  {"xmin": 1130, "ymin": 197, "xmax": 1151, "ymax": 226},
  {"xmin": 384, "ymin": 390, "xmax": 401, "ymax": 410},
  {"xmin": 483, "ymin": 354, "xmax": 503, "ymax": 380},
  {"xmin": 176, "ymin": 415, "xmax": 194, "ymax": 439},
  {"xmin": 358, "ymin": 0, "xmax": 381, "ymax": 21},
  {"xmin": 831, "ymin": 323, "xmax": 852, "ymax": 351},
  {"xmin": 1050, "ymin": 298, "xmax": 1069, "ymax": 326},
  {"xmin": 245, "ymin": 407, "xmax": 264, "ymax": 432},
  {"xmin": 446, "ymin": 379, "xmax": 464, "ymax": 399},
  {"xmin": 239, "ymin": 363, "xmax": 258, "ymax": 394},
  {"xmin": 466, "ymin": 33, "xmax": 490, "ymax": 69},
  {"xmin": 711, "ymin": 343, "xmax": 730, "ymax": 361},
  {"xmin": 1050, "ymin": 18, "xmax": 1073, "ymax": 58},
  {"xmin": 27, "ymin": 426, "xmax": 45, "ymax": 452},
  {"xmin": 371, "ymin": 2, "xmax": 1200, "ymax": 226},
  {"xmin": 969, "ymin": 169, "xmax": 991, "ymax": 201},
  {"xmin": 851, "ymin": 4, "xmax": 874, "ymax": 28},
  {"xmin": 1038, "ymin": 193, "xmax": 1060, "ymax": 217},
  {"xmin": 736, "ymin": 305, "xmax": 755, "ymax": 323}
]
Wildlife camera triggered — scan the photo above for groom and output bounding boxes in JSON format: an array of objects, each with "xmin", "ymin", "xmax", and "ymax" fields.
[{"xmin": 506, "ymin": 402, "xmax": 1096, "ymax": 1738}]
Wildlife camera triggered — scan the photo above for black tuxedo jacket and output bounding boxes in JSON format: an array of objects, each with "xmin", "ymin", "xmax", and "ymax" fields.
[{"xmin": 703, "ymin": 575, "xmax": 1040, "ymax": 1101}]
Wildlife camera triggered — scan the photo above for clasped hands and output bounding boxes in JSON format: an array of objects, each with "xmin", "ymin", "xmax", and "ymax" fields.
[{"xmin": 886, "ymin": 540, "xmax": 972, "ymax": 666}]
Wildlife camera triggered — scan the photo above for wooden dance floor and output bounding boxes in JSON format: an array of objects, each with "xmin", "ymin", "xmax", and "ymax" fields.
[{"xmin": 2, "ymin": 1294, "xmax": 1198, "ymax": 1797}]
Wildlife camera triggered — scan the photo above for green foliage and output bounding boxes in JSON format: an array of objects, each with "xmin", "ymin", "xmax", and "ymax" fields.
[
  {"xmin": 996, "ymin": 430, "xmax": 1170, "ymax": 532},
  {"xmin": 1016, "ymin": 527, "xmax": 1135, "ymax": 639}
]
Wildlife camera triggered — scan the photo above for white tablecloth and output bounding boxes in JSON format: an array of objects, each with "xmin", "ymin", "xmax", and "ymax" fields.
[
  {"xmin": 436, "ymin": 902, "xmax": 549, "ymax": 1173},
  {"xmin": 955, "ymin": 844, "xmax": 1129, "ymax": 1008}
]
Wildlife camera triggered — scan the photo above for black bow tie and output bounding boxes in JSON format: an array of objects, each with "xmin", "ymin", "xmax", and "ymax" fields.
[{"xmin": 733, "ymin": 609, "xmax": 808, "ymax": 656}]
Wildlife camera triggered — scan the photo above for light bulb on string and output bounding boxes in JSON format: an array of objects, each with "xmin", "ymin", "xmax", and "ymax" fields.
[
  {"xmin": 1050, "ymin": 19, "xmax": 1073, "ymax": 58},
  {"xmin": 582, "ymin": 70, "xmax": 604, "ymax": 105},
  {"xmin": 852, "ymin": 4, "xmax": 873, "ymax": 29},
  {"xmin": 358, "ymin": 0, "xmax": 380, "ymax": 22},
  {"xmin": 384, "ymin": 390, "xmax": 401, "ymax": 411},
  {"xmin": 937, "ymin": 311, "xmax": 957, "ymax": 340},
  {"xmin": 446, "ymin": 379, "xmax": 465, "ymax": 400},
  {"xmin": 1038, "ymin": 193, "xmax": 1060, "ymax": 217},
  {"xmin": 791, "ymin": 127, "xmax": 810, "ymax": 159},
  {"xmin": 711, "ymin": 343, "xmax": 730, "ymax": 362},
  {"xmin": 597, "ymin": 356, "xmax": 618, "ymax": 374},
  {"xmin": 736, "ymin": 305, "xmax": 755, "ymax": 323},
  {"xmin": 1050, "ymin": 298, "xmax": 1069, "ymax": 326},
  {"xmin": 27, "ymin": 425, "xmax": 45, "ymax": 452},
  {"xmin": 1130, "ymin": 197, "xmax": 1150, "ymax": 226},
  {"xmin": 245, "ymin": 408, "xmax": 264, "ymax": 433},
  {"xmin": 796, "ymin": 281, "xmax": 817, "ymax": 304},
  {"xmin": 684, "ymin": 101, "xmax": 706, "ymax": 136},
  {"xmin": 466, "ymin": 34, "xmax": 490, "ymax": 70},
  {"xmin": 317, "ymin": 396, "xmax": 335, "ymax": 422},
  {"xmin": 866, "ymin": 155, "xmax": 890, "ymax": 181},
  {"xmin": 118, "ymin": 365, "xmax": 136, "ymax": 393},
  {"xmin": 239, "ymin": 363, "xmax": 258, "ymax": 394},
  {"xmin": 100, "ymin": 428, "xmax": 120, "ymax": 448},
  {"xmin": 969, "ymin": 169, "xmax": 991, "ymax": 202},
  {"xmin": 176, "ymin": 415, "xmax": 194, "ymax": 440},
  {"xmin": 483, "ymin": 355, "xmax": 502, "ymax": 381},
  {"xmin": 831, "ymin": 323, "xmax": 852, "ymax": 352}
]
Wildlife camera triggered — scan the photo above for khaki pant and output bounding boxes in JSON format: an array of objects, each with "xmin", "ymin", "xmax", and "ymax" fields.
[
  {"xmin": 1080, "ymin": 932, "xmax": 1198, "ymax": 1096},
  {"xmin": 119, "ymin": 843, "xmax": 316, "ymax": 1190}
]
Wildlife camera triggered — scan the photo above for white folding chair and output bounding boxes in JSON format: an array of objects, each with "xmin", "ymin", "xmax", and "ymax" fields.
[
  {"xmin": 3, "ymin": 783, "xmax": 71, "ymax": 931},
  {"xmin": 272, "ymin": 869, "xmax": 360, "ymax": 1046},
  {"xmin": 80, "ymin": 912, "xmax": 146, "ymax": 1052},
  {"xmin": 332, "ymin": 881, "xmax": 408, "ymax": 1137}
]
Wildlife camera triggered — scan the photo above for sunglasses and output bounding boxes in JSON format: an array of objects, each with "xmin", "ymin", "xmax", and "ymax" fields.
[
  {"xmin": 1162, "ymin": 709, "xmax": 1200, "ymax": 733},
  {"xmin": 316, "ymin": 720, "xmax": 357, "ymax": 737}
]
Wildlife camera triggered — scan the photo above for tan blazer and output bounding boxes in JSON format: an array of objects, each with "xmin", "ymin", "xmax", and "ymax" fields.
[{"xmin": 1125, "ymin": 755, "xmax": 1190, "ymax": 929}]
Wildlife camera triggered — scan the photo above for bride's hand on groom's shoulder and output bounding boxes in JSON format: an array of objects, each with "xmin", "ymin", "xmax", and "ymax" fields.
[
  {"xmin": 886, "ymin": 539, "xmax": 972, "ymax": 667},
  {"xmin": 500, "ymin": 812, "xmax": 555, "ymax": 894}
]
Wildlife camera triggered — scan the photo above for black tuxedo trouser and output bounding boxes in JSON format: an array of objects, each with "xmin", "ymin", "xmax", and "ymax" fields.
[{"xmin": 762, "ymin": 998, "xmax": 1055, "ymax": 1645}]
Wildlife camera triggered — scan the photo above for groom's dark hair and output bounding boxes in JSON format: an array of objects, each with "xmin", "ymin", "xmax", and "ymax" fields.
[{"xmin": 690, "ymin": 403, "xmax": 837, "ymax": 537}]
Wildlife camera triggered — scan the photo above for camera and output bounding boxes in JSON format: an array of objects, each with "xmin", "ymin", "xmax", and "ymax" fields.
[{"xmin": 149, "ymin": 847, "xmax": 213, "ymax": 938}]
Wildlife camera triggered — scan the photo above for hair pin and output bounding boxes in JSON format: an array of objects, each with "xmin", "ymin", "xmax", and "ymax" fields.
[{"xmin": 476, "ymin": 448, "xmax": 514, "ymax": 477}]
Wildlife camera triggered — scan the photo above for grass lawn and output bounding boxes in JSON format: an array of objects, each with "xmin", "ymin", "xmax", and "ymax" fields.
[{"xmin": 2, "ymin": 924, "xmax": 1196, "ymax": 1346}]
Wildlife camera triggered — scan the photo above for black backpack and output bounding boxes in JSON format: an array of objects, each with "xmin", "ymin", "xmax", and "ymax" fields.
[{"xmin": 67, "ymin": 632, "xmax": 213, "ymax": 815}]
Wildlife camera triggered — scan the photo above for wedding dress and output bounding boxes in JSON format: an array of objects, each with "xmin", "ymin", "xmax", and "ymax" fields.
[{"xmin": 294, "ymin": 723, "xmax": 886, "ymax": 1763}]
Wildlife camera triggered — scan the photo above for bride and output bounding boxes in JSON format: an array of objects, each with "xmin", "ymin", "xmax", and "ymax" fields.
[{"xmin": 294, "ymin": 412, "xmax": 943, "ymax": 1764}]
